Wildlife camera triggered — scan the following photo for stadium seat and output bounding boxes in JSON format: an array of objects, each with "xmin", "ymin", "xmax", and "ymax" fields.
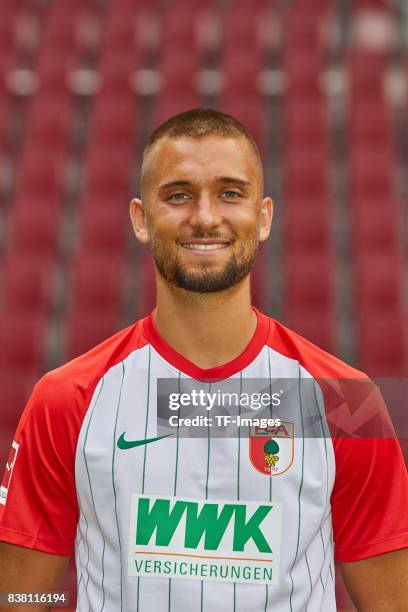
[
  {"xmin": 64, "ymin": 309, "xmax": 122, "ymax": 360},
  {"xmin": 0, "ymin": 95, "xmax": 11, "ymax": 149},
  {"xmin": 348, "ymin": 101, "xmax": 392, "ymax": 148},
  {"xmin": 283, "ymin": 196, "xmax": 332, "ymax": 254},
  {"xmin": 77, "ymin": 196, "xmax": 130, "ymax": 257},
  {"xmin": 8, "ymin": 195, "xmax": 63, "ymax": 257},
  {"xmin": 0, "ymin": 253, "xmax": 55, "ymax": 316},
  {"xmin": 36, "ymin": 50, "xmax": 79, "ymax": 95},
  {"xmin": 15, "ymin": 147, "xmax": 66, "ymax": 199},
  {"xmin": 23, "ymin": 94, "xmax": 73, "ymax": 152},
  {"xmin": 88, "ymin": 93, "xmax": 136, "ymax": 151},
  {"xmin": 357, "ymin": 313, "xmax": 407, "ymax": 378},
  {"xmin": 221, "ymin": 6, "xmax": 264, "ymax": 52},
  {"xmin": 152, "ymin": 9, "xmax": 201, "ymax": 126},
  {"xmin": 283, "ymin": 11, "xmax": 322, "ymax": 54},
  {"xmin": 284, "ymin": 253, "xmax": 335, "ymax": 312},
  {"xmin": 283, "ymin": 50, "xmax": 323, "ymax": 97},
  {"xmin": 283, "ymin": 97, "xmax": 329, "ymax": 148},
  {"xmin": 354, "ymin": 253, "xmax": 403, "ymax": 313},
  {"xmin": 221, "ymin": 51, "xmax": 262, "ymax": 98},
  {"xmin": 40, "ymin": 1, "xmax": 83, "ymax": 52},
  {"xmin": 350, "ymin": 197, "xmax": 401, "ymax": 253},
  {"xmin": 0, "ymin": 312, "xmax": 47, "ymax": 372},
  {"xmin": 98, "ymin": 47, "xmax": 140, "ymax": 94},
  {"xmin": 159, "ymin": 7, "xmax": 202, "ymax": 51},
  {"xmin": 284, "ymin": 308, "xmax": 336, "ymax": 354},
  {"xmin": 68, "ymin": 253, "xmax": 125, "ymax": 314},
  {"xmin": 283, "ymin": 148, "xmax": 330, "ymax": 199},
  {"xmin": 84, "ymin": 147, "xmax": 134, "ymax": 200},
  {"xmin": 0, "ymin": 367, "xmax": 36, "ymax": 429},
  {"xmin": 349, "ymin": 146, "xmax": 395, "ymax": 200},
  {"xmin": 347, "ymin": 51, "xmax": 387, "ymax": 98},
  {"xmin": 0, "ymin": 7, "xmax": 20, "ymax": 81},
  {"xmin": 159, "ymin": 49, "xmax": 199, "ymax": 95}
]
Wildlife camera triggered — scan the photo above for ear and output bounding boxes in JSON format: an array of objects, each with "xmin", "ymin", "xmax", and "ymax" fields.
[
  {"xmin": 129, "ymin": 198, "xmax": 150, "ymax": 244},
  {"xmin": 259, "ymin": 197, "xmax": 273, "ymax": 242}
]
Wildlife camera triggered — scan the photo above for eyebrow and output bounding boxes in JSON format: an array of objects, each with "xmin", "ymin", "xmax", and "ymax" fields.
[
  {"xmin": 158, "ymin": 176, "xmax": 251, "ymax": 190},
  {"xmin": 218, "ymin": 176, "xmax": 251, "ymax": 187},
  {"xmin": 158, "ymin": 180, "xmax": 191, "ymax": 190}
]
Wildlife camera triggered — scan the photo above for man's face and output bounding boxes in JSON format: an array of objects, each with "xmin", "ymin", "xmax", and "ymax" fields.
[{"xmin": 131, "ymin": 135, "xmax": 272, "ymax": 293}]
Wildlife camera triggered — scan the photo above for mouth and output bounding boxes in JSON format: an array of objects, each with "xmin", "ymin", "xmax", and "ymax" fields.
[{"xmin": 180, "ymin": 240, "xmax": 232, "ymax": 254}]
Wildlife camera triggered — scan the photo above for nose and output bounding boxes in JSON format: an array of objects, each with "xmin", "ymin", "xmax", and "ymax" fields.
[{"xmin": 188, "ymin": 193, "xmax": 222, "ymax": 230}]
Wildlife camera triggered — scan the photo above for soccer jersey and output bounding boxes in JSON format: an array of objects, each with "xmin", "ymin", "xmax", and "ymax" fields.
[{"xmin": 0, "ymin": 307, "xmax": 407, "ymax": 612}]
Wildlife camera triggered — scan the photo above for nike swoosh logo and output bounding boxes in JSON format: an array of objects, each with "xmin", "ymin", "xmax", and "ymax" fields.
[{"xmin": 117, "ymin": 432, "xmax": 174, "ymax": 450}]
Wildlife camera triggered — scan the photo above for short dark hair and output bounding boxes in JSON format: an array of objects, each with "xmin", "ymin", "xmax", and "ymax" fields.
[
  {"xmin": 141, "ymin": 108, "xmax": 262, "ymax": 198},
  {"xmin": 145, "ymin": 108, "xmax": 260, "ymax": 159}
]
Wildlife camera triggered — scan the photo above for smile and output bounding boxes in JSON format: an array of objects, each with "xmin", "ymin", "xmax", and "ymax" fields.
[{"xmin": 182, "ymin": 243, "xmax": 230, "ymax": 251}]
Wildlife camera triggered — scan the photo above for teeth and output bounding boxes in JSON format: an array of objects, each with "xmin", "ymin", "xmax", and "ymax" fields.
[{"xmin": 183, "ymin": 243, "xmax": 228, "ymax": 250}]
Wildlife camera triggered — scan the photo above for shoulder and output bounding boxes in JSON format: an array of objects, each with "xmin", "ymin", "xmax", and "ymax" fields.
[
  {"xmin": 264, "ymin": 314, "xmax": 367, "ymax": 380},
  {"xmin": 19, "ymin": 318, "xmax": 150, "ymax": 430}
]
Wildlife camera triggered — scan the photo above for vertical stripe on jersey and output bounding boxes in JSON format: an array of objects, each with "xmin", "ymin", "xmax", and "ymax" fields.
[
  {"xmin": 168, "ymin": 371, "xmax": 182, "ymax": 612},
  {"xmin": 137, "ymin": 345, "xmax": 152, "ymax": 612},
  {"xmin": 264, "ymin": 348, "xmax": 273, "ymax": 612},
  {"xmin": 314, "ymin": 380, "xmax": 331, "ymax": 590},
  {"xmin": 112, "ymin": 361, "xmax": 126, "ymax": 612},
  {"xmin": 77, "ymin": 498, "xmax": 88, "ymax": 595},
  {"xmin": 201, "ymin": 382, "xmax": 212, "ymax": 612},
  {"xmin": 233, "ymin": 372, "xmax": 243, "ymax": 612},
  {"xmin": 289, "ymin": 364, "xmax": 306, "ymax": 612},
  {"xmin": 83, "ymin": 377, "xmax": 106, "ymax": 611}
]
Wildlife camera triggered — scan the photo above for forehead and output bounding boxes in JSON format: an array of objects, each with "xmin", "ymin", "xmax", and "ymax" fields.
[{"xmin": 143, "ymin": 135, "xmax": 261, "ymax": 188}]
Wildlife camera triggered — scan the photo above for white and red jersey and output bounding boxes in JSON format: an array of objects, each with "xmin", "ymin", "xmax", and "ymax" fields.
[{"xmin": 0, "ymin": 307, "xmax": 407, "ymax": 612}]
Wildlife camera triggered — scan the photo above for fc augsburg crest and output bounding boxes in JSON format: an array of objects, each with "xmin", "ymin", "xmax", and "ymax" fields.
[{"xmin": 249, "ymin": 422, "xmax": 294, "ymax": 476}]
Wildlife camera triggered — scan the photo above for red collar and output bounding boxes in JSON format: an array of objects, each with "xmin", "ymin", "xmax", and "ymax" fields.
[{"xmin": 142, "ymin": 306, "xmax": 270, "ymax": 381}]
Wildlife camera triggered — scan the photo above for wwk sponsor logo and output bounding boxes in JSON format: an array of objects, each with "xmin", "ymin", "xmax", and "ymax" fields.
[{"xmin": 128, "ymin": 494, "xmax": 282, "ymax": 585}]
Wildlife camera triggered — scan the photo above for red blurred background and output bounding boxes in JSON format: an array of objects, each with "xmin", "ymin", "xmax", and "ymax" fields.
[{"xmin": 0, "ymin": 0, "xmax": 407, "ymax": 609}]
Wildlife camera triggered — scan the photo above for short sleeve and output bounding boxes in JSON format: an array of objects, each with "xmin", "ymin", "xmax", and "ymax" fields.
[
  {"xmin": 0, "ymin": 373, "xmax": 82, "ymax": 556},
  {"xmin": 331, "ymin": 434, "xmax": 408, "ymax": 563}
]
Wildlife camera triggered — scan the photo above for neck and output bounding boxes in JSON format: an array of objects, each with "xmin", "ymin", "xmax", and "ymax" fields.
[{"xmin": 153, "ymin": 274, "xmax": 257, "ymax": 369}]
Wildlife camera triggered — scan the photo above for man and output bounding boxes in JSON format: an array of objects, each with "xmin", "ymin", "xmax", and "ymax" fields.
[{"xmin": 0, "ymin": 109, "xmax": 407, "ymax": 612}]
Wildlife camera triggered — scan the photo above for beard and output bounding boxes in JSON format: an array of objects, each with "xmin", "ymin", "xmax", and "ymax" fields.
[{"xmin": 148, "ymin": 229, "xmax": 260, "ymax": 293}]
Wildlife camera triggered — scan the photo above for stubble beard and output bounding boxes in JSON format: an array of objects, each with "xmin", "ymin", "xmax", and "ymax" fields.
[{"xmin": 148, "ymin": 230, "xmax": 260, "ymax": 293}]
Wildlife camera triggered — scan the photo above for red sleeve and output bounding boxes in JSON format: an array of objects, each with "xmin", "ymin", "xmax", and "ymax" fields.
[
  {"xmin": 267, "ymin": 319, "xmax": 408, "ymax": 563},
  {"xmin": 0, "ymin": 373, "xmax": 83, "ymax": 556},
  {"xmin": 331, "ymin": 436, "xmax": 408, "ymax": 562}
]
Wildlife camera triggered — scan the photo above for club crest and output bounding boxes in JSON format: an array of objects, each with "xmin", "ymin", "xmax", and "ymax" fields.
[{"xmin": 249, "ymin": 422, "xmax": 294, "ymax": 476}]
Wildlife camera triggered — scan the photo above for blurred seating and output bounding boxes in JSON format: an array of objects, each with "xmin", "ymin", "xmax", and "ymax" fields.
[
  {"xmin": 64, "ymin": 309, "xmax": 122, "ymax": 360},
  {"xmin": 8, "ymin": 195, "xmax": 63, "ymax": 257},
  {"xmin": 68, "ymin": 252, "xmax": 125, "ymax": 314},
  {"xmin": 349, "ymin": 147, "xmax": 395, "ymax": 200},
  {"xmin": 283, "ymin": 148, "xmax": 331, "ymax": 200},
  {"xmin": 0, "ymin": 312, "xmax": 47, "ymax": 373},
  {"xmin": 354, "ymin": 253, "xmax": 404, "ymax": 314},
  {"xmin": 23, "ymin": 93, "xmax": 73, "ymax": 154},
  {"xmin": 357, "ymin": 313, "xmax": 407, "ymax": 378},
  {"xmin": 0, "ymin": 368, "xmax": 35, "ymax": 430},
  {"xmin": 0, "ymin": 253, "xmax": 55, "ymax": 317},
  {"xmin": 88, "ymin": 93, "xmax": 136, "ymax": 151},
  {"xmin": 83, "ymin": 147, "xmax": 134, "ymax": 201},
  {"xmin": 349, "ymin": 196, "xmax": 401, "ymax": 253},
  {"xmin": 283, "ymin": 196, "xmax": 332, "ymax": 254},
  {"xmin": 77, "ymin": 195, "xmax": 130, "ymax": 258}
]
